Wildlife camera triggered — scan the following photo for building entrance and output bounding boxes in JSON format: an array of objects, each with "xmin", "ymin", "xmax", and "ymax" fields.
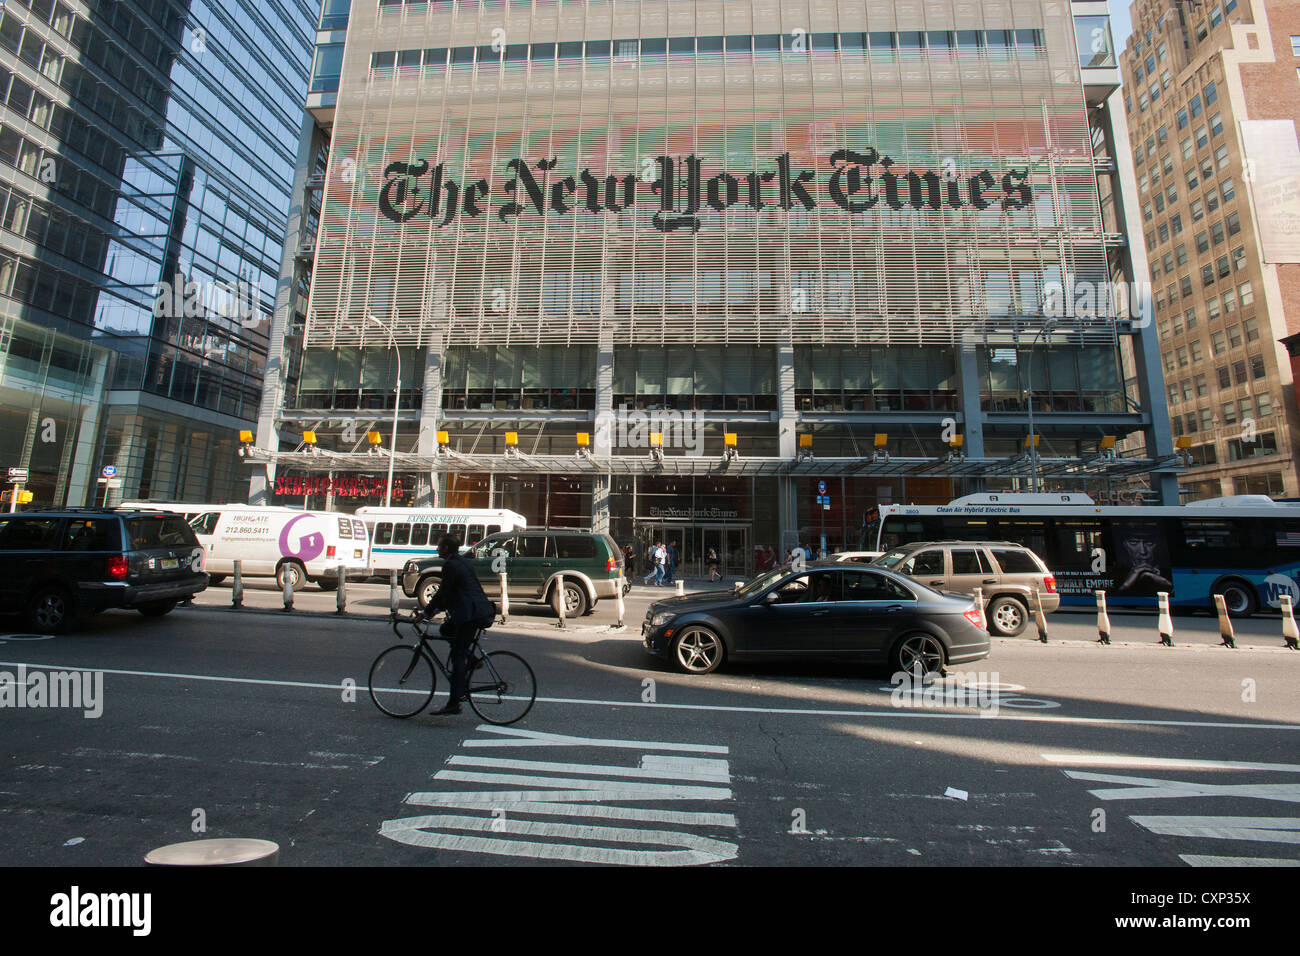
[{"xmin": 635, "ymin": 521, "xmax": 750, "ymax": 581}]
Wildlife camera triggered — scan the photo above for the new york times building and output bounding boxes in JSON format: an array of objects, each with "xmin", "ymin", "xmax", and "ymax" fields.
[{"xmin": 254, "ymin": 0, "xmax": 1177, "ymax": 574}]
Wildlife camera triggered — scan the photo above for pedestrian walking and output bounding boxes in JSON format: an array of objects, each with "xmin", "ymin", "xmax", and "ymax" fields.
[
  {"xmin": 643, "ymin": 541, "xmax": 666, "ymax": 586},
  {"xmin": 624, "ymin": 544, "xmax": 635, "ymax": 578},
  {"xmin": 707, "ymin": 546, "xmax": 721, "ymax": 582}
]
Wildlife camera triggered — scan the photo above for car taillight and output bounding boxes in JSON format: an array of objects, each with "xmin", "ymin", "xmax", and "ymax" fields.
[
  {"xmin": 327, "ymin": 545, "xmax": 336, "ymax": 558},
  {"xmin": 1043, "ymin": 575, "xmax": 1057, "ymax": 594},
  {"xmin": 963, "ymin": 606, "xmax": 984, "ymax": 628},
  {"xmin": 107, "ymin": 555, "xmax": 129, "ymax": 580},
  {"xmin": 607, "ymin": 557, "xmax": 618, "ymax": 572}
]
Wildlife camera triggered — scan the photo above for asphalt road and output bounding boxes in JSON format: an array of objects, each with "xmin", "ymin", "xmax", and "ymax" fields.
[{"xmin": 1, "ymin": 601, "xmax": 1297, "ymax": 868}]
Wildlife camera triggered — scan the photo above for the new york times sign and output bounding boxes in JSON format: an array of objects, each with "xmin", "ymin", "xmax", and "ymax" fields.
[{"xmin": 378, "ymin": 149, "xmax": 1033, "ymax": 232}]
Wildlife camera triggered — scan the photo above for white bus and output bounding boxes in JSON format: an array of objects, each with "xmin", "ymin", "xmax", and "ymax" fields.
[{"xmin": 356, "ymin": 507, "xmax": 528, "ymax": 575}]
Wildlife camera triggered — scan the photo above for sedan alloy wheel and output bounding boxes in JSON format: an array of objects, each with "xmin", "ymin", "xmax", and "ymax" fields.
[{"xmin": 674, "ymin": 626, "xmax": 724, "ymax": 674}]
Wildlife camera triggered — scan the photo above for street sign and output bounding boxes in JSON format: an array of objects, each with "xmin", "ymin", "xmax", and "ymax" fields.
[
  {"xmin": 96, "ymin": 478, "xmax": 123, "ymax": 488},
  {"xmin": 101, "ymin": 465, "xmax": 117, "ymax": 478},
  {"xmin": 7, "ymin": 467, "xmax": 27, "ymax": 483},
  {"xmin": 817, "ymin": 480, "xmax": 827, "ymax": 495}
]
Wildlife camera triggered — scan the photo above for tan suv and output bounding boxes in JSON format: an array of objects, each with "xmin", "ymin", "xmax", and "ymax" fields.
[{"xmin": 873, "ymin": 541, "xmax": 1059, "ymax": 637}]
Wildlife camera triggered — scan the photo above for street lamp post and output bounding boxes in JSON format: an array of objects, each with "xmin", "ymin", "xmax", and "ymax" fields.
[
  {"xmin": 1023, "ymin": 317, "xmax": 1058, "ymax": 494},
  {"xmin": 368, "ymin": 315, "xmax": 400, "ymax": 508}
]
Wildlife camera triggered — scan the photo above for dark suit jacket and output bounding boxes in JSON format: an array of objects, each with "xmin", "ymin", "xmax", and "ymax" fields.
[{"xmin": 427, "ymin": 553, "xmax": 494, "ymax": 626}]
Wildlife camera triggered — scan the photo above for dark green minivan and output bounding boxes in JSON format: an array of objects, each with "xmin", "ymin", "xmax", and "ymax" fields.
[{"xmin": 402, "ymin": 530, "xmax": 623, "ymax": 617}]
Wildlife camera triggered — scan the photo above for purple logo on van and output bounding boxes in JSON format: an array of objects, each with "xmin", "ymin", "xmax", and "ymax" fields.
[{"xmin": 279, "ymin": 514, "xmax": 325, "ymax": 562}]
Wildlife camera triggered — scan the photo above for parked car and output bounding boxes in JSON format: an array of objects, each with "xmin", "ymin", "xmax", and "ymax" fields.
[
  {"xmin": 0, "ymin": 509, "xmax": 209, "ymax": 633},
  {"xmin": 402, "ymin": 529, "xmax": 623, "ymax": 617},
  {"xmin": 641, "ymin": 560, "xmax": 989, "ymax": 675},
  {"xmin": 872, "ymin": 541, "xmax": 1059, "ymax": 637}
]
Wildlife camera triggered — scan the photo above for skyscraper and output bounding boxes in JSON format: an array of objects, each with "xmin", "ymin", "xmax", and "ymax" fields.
[
  {"xmin": 0, "ymin": 0, "xmax": 318, "ymax": 506},
  {"xmin": 1120, "ymin": 0, "xmax": 1300, "ymax": 499},
  {"xmin": 254, "ymin": 0, "xmax": 1179, "ymax": 574}
]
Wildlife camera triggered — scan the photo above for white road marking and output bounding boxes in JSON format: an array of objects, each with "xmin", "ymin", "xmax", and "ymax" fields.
[
  {"xmin": 403, "ymin": 794, "xmax": 737, "ymax": 827},
  {"xmin": 464, "ymin": 726, "xmax": 730, "ymax": 753},
  {"xmin": 379, "ymin": 814, "xmax": 739, "ymax": 866},
  {"xmin": 429, "ymin": 771, "xmax": 732, "ymax": 801},
  {"xmin": 1064, "ymin": 770, "xmax": 1300, "ymax": 804},
  {"xmin": 1130, "ymin": 816, "xmax": 1300, "ymax": 845},
  {"xmin": 445, "ymin": 755, "xmax": 731, "ymax": 783},
  {"xmin": 1045, "ymin": 754, "xmax": 1300, "ymax": 773},
  {"xmin": 6, "ymin": 659, "xmax": 1299, "ymax": 730},
  {"xmin": 1180, "ymin": 854, "xmax": 1300, "ymax": 866}
]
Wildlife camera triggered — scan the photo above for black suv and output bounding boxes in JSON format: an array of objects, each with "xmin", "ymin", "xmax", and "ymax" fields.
[{"xmin": 0, "ymin": 509, "xmax": 209, "ymax": 633}]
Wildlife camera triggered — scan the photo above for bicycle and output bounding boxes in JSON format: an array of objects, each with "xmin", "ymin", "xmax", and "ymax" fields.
[{"xmin": 369, "ymin": 614, "xmax": 536, "ymax": 725}]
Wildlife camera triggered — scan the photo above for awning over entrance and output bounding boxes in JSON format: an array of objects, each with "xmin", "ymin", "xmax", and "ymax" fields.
[{"xmin": 240, "ymin": 446, "xmax": 1184, "ymax": 481}]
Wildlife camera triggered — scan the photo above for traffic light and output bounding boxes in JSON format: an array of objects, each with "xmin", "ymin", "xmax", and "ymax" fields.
[{"xmin": 2, "ymin": 490, "xmax": 34, "ymax": 504}]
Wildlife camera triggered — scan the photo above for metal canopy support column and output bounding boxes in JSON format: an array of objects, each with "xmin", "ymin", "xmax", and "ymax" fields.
[
  {"xmin": 957, "ymin": 340, "xmax": 986, "ymax": 490},
  {"xmin": 776, "ymin": 339, "xmax": 798, "ymax": 551},
  {"xmin": 415, "ymin": 330, "xmax": 444, "ymax": 507}
]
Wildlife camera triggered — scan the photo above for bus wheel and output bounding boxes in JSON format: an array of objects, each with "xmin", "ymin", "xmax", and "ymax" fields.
[{"xmin": 1213, "ymin": 580, "xmax": 1257, "ymax": 618}]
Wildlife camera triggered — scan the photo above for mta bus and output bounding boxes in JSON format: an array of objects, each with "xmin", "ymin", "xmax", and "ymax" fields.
[
  {"xmin": 356, "ymin": 507, "xmax": 528, "ymax": 576},
  {"xmin": 863, "ymin": 493, "xmax": 1300, "ymax": 616}
]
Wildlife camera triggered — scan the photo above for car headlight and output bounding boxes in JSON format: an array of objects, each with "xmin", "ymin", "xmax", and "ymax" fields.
[{"xmin": 652, "ymin": 612, "xmax": 676, "ymax": 627}]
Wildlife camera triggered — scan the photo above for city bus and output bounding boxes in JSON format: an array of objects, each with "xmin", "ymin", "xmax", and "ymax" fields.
[
  {"xmin": 356, "ymin": 507, "xmax": 528, "ymax": 576},
  {"xmin": 863, "ymin": 493, "xmax": 1300, "ymax": 616}
]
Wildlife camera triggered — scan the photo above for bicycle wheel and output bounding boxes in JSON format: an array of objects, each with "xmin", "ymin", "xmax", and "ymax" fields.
[
  {"xmin": 369, "ymin": 644, "xmax": 437, "ymax": 718},
  {"xmin": 467, "ymin": 650, "xmax": 536, "ymax": 725}
]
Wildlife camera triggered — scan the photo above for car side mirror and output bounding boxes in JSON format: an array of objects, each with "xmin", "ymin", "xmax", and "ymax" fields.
[{"xmin": 763, "ymin": 590, "xmax": 781, "ymax": 605}]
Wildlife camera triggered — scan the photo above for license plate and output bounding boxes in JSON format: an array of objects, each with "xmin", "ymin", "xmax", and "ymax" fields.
[{"xmin": 159, "ymin": 557, "xmax": 179, "ymax": 570}]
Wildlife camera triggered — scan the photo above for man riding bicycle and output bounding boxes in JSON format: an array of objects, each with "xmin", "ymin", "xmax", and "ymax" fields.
[{"xmin": 419, "ymin": 534, "xmax": 496, "ymax": 715}]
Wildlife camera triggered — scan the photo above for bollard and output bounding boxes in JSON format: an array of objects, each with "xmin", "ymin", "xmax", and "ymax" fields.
[
  {"xmin": 1031, "ymin": 589, "xmax": 1049, "ymax": 643},
  {"xmin": 231, "ymin": 560, "xmax": 243, "ymax": 608},
  {"xmin": 282, "ymin": 566, "xmax": 294, "ymax": 612},
  {"xmin": 972, "ymin": 587, "xmax": 984, "ymax": 630},
  {"xmin": 554, "ymin": 575, "xmax": 567, "ymax": 629},
  {"xmin": 1156, "ymin": 591, "xmax": 1174, "ymax": 647},
  {"xmin": 1282, "ymin": 593, "xmax": 1299, "ymax": 650},
  {"xmin": 1213, "ymin": 594, "xmax": 1236, "ymax": 649},
  {"xmin": 336, "ymin": 565, "xmax": 347, "ymax": 615},
  {"xmin": 498, "ymin": 572, "xmax": 510, "ymax": 624},
  {"xmin": 389, "ymin": 571, "xmax": 400, "ymax": 616},
  {"xmin": 615, "ymin": 572, "xmax": 625, "ymax": 627},
  {"xmin": 1095, "ymin": 590, "xmax": 1111, "ymax": 645},
  {"xmin": 676, "ymin": 579, "xmax": 684, "ymax": 597}
]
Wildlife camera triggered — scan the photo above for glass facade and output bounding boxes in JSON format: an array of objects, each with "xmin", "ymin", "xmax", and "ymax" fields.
[
  {"xmin": 0, "ymin": 0, "xmax": 317, "ymax": 505},
  {"xmin": 259, "ymin": 0, "xmax": 1177, "ymax": 554}
]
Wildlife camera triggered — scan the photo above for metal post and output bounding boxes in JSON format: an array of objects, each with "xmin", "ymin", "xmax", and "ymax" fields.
[
  {"xmin": 1095, "ymin": 590, "xmax": 1111, "ymax": 645},
  {"xmin": 1156, "ymin": 591, "xmax": 1174, "ymax": 647},
  {"xmin": 282, "ymin": 568, "xmax": 294, "ymax": 612},
  {"xmin": 389, "ymin": 570, "xmax": 400, "ymax": 616},
  {"xmin": 554, "ymin": 574, "xmax": 567, "ymax": 629},
  {"xmin": 1213, "ymin": 594, "xmax": 1236, "ymax": 649},
  {"xmin": 498, "ymin": 572, "xmax": 509, "ymax": 624},
  {"xmin": 615, "ymin": 572, "xmax": 625, "ymax": 627},
  {"xmin": 675, "ymin": 579, "xmax": 684, "ymax": 597},
  {"xmin": 1031, "ymin": 589, "xmax": 1049, "ymax": 643},
  {"xmin": 231, "ymin": 560, "xmax": 243, "ymax": 609},
  {"xmin": 336, "ymin": 564, "xmax": 347, "ymax": 614},
  {"xmin": 369, "ymin": 315, "xmax": 400, "ymax": 508},
  {"xmin": 1282, "ymin": 593, "xmax": 1299, "ymax": 650}
]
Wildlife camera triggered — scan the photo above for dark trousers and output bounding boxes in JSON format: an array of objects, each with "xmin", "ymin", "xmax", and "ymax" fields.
[{"xmin": 447, "ymin": 622, "xmax": 478, "ymax": 703}]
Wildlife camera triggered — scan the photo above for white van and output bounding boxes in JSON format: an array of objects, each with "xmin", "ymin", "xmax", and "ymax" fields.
[
  {"xmin": 185, "ymin": 507, "xmax": 370, "ymax": 590},
  {"xmin": 355, "ymin": 507, "xmax": 527, "ymax": 577}
]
